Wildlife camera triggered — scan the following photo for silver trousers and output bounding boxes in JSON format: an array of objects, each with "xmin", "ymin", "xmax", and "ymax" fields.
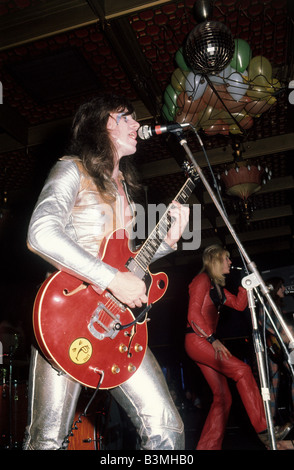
[{"xmin": 23, "ymin": 346, "xmax": 184, "ymax": 450}]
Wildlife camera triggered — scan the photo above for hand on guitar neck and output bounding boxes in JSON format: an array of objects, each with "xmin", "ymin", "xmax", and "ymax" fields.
[
  {"xmin": 164, "ymin": 201, "xmax": 190, "ymax": 249},
  {"xmin": 102, "ymin": 202, "xmax": 189, "ymax": 309}
]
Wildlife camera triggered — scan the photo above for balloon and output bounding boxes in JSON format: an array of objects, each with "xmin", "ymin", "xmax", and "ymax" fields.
[
  {"xmin": 177, "ymin": 92, "xmax": 206, "ymax": 114},
  {"xmin": 202, "ymin": 83, "xmax": 227, "ymax": 109},
  {"xmin": 176, "ymin": 111, "xmax": 192, "ymax": 124},
  {"xmin": 164, "ymin": 84, "xmax": 180, "ymax": 115},
  {"xmin": 203, "ymin": 119, "xmax": 229, "ymax": 136},
  {"xmin": 175, "ymin": 47, "xmax": 190, "ymax": 71},
  {"xmin": 185, "ymin": 72, "xmax": 207, "ymax": 100},
  {"xmin": 162, "ymin": 103, "xmax": 175, "ymax": 121},
  {"xmin": 229, "ymin": 123, "xmax": 243, "ymax": 135},
  {"xmin": 242, "ymin": 69, "xmax": 248, "ymax": 80},
  {"xmin": 229, "ymin": 39, "xmax": 252, "ymax": 73},
  {"xmin": 246, "ymin": 75, "xmax": 271, "ymax": 100},
  {"xmin": 245, "ymin": 97, "xmax": 276, "ymax": 115},
  {"xmin": 220, "ymin": 110, "xmax": 246, "ymax": 125},
  {"xmin": 198, "ymin": 106, "xmax": 222, "ymax": 127},
  {"xmin": 267, "ymin": 78, "xmax": 282, "ymax": 95},
  {"xmin": 267, "ymin": 95, "xmax": 277, "ymax": 105},
  {"xmin": 171, "ymin": 68, "xmax": 189, "ymax": 92},
  {"xmin": 226, "ymin": 113, "xmax": 253, "ymax": 133},
  {"xmin": 189, "ymin": 111, "xmax": 202, "ymax": 127},
  {"xmin": 208, "ymin": 65, "xmax": 232, "ymax": 84},
  {"xmin": 226, "ymin": 71, "xmax": 249, "ymax": 101},
  {"xmin": 248, "ymin": 56, "xmax": 272, "ymax": 82},
  {"xmin": 221, "ymin": 92, "xmax": 252, "ymax": 113},
  {"xmin": 175, "ymin": 111, "xmax": 200, "ymax": 128},
  {"xmin": 238, "ymin": 114, "xmax": 254, "ymax": 130}
]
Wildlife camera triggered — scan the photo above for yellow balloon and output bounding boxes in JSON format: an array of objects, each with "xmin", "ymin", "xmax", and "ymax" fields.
[
  {"xmin": 246, "ymin": 75, "xmax": 271, "ymax": 100},
  {"xmin": 220, "ymin": 110, "xmax": 247, "ymax": 125},
  {"xmin": 267, "ymin": 96, "xmax": 277, "ymax": 105},
  {"xmin": 198, "ymin": 106, "xmax": 221, "ymax": 127},
  {"xmin": 248, "ymin": 56, "xmax": 272, "ymax": 81},
  {"xmin": 171, "ymin": 68, "xmax": 189, "ymax": 93},
  {"xmin": 271, "ymin": 78, "xmax": 281, "ymax": 88},
  {"xmin": 229, "ymin": 123, "xmax": 242, "ymax": 134},
  {"xmin": 267, "ymin": 78, "xmax": 281, "ymax": 95}
]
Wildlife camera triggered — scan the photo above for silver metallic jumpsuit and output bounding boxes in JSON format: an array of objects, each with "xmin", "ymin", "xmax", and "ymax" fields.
[{"xmin": 23, "ymin": 157, "xmax": 184, "ymax": 450}]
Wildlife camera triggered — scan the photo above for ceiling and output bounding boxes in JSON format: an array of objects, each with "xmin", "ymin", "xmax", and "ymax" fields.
[{"xmin": 0, "ymin": 0, "xmax": 294, "ymax": 285}]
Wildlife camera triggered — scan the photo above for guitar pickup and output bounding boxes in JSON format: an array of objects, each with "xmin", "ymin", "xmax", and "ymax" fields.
[
  {"xmin": 125, "ymin": 257, "xmax": 146, "ymax": 280},
  {"xmin": 88, "ymin": 303, "xmax": 121, "ymax": 340}
]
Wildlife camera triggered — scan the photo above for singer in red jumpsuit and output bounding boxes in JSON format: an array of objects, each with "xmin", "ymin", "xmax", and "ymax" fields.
[{"xmin": 185, "ymin": 245, "xmax": 268, "ymax": 450}]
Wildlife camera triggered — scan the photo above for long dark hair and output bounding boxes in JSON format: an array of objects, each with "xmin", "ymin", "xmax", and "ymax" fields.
[
  {"xmin": 66, "ymin": 94, "xmax": 141, "ymax": 200},
  {"xmin": 266, "ymin": 276, "xmax": 285, "ymax": 307}
]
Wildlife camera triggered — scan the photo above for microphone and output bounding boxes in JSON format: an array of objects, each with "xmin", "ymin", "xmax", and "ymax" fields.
[{"xmin": 138, "ymin": 122, "xmax": 190, "ymax": 140}]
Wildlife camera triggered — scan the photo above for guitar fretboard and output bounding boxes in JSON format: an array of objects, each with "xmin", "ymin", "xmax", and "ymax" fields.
[{"xmin": 133, "ymin": 177, "xmax": 196, "ymax": 272}]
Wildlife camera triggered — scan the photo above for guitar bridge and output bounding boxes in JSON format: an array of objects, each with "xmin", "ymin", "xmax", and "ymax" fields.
[{"xmin": 88, "ymin": 301, "xmax": 123, "ymax": 340}]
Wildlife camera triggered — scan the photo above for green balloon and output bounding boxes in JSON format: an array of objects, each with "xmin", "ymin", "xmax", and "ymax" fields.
[
  {"xmin": 162, "ymin": 103, "xmax": 175, "ymax": 121},
  {"xmin": 171, "ymin": 68, "xmax": 189, "ymax": 92},
  {"xmin": 163, "ymin": 84, "xmax": 180, "ymax": 115},
  {"xmin": 230, "ymin": 39, "xmax": 252, "ymax": 73},
  {"xmin": 175, "ymin": 47, "xmax": 190, "ymax": 71}
]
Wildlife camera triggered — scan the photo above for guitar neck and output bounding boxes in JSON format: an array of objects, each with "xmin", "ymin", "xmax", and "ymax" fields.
[{"xmin": 133, "ymin": 177, "xmax": 196, "ymax": 272}]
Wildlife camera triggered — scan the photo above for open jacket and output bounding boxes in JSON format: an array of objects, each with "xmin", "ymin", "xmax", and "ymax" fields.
[
  {"xmin": 27, "ymin": 157, "xmax": 175, "ymax": 291},
  {"xmin": 187, "ymin": 271, "xmax": 248, "ymax": 338}
]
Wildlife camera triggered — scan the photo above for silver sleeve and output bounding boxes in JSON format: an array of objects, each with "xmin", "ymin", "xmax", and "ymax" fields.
[{"xmin": 27, "ymin": 160, "xmax": 117, "ymax": 291}]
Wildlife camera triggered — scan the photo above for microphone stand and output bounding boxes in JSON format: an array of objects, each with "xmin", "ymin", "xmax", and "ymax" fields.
[
  {"xmin": 257, "ymin": 289, "xmax": 294, "ymax": 380},
  {"xmin": 173, "ymin": 128, "xmax": 294, "ymax": 450}
]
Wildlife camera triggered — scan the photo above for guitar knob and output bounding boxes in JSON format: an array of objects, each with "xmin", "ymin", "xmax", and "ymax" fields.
[
  {"xmin": 128, "ymin": 364, "xmax": 136, "ymax": 373},
  {"xmin": 119, "ymin": 344, "xmax": 128, "ymax": 353},
  {"xmin": 134, "ymin": 343, "xmax": 143, "ymax": 352},
  {"xmin": 111, "ymin": 364, "xmax": 120, "ymax": 374}
]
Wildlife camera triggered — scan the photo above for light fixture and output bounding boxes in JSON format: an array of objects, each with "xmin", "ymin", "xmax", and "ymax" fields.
[{"xmin": 220, "ymin": 161, "xmax": 263, "ymax": 200}]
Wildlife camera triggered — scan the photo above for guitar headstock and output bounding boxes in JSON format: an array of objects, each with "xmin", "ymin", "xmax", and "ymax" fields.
[{"xmin": 182, "ymin": 161, "xmax": 200, "ymax": 184}]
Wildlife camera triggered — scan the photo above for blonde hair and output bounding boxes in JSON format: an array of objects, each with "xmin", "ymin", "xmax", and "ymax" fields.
[{"xmin": 201, "ymin": 244, "xmax": 230, "ymax": 286}]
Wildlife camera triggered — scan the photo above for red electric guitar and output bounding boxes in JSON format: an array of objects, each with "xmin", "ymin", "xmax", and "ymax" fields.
[{"xmin": 33, "ymin": 163, "xmax": 198, "ymax": 389}]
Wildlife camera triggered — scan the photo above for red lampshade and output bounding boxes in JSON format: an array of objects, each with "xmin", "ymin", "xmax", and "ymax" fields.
[{"xmin": 221, "ymin": 163, "xmax": 263, "ymax": 199}]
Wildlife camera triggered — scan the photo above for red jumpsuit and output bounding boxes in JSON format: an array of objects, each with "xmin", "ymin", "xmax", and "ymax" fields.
[{"xmin": 185, "ymin": 272, "xmax": 267, "ymax": 450}]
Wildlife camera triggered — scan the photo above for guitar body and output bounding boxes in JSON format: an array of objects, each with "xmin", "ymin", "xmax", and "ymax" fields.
[
  {"xmin": 33, "ymin": 169, "xmax": 197, "ymax": 389},
  {"xmin": 33, "ymin": 229, "xmax": 168, "ymax": 389},
  {"xmin": 99, "ymin": 228, "xmax": 168, "ymax": 307}
]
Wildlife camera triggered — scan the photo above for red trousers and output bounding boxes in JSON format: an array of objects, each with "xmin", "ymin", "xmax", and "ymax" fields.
[{"xmin": 185, "ymin": 334, "xmax": 267, "ymax": 450}]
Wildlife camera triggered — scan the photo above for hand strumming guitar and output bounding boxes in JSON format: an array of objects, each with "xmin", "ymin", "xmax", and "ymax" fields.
[{"xmin": 108, "ymin": 271, "xmax": 148, "ymax": 308}]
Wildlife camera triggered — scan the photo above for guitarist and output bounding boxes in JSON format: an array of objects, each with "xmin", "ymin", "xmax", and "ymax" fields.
[{"xmin": 23, "ymin": 94, "xmax": 189, "ymax": 450}]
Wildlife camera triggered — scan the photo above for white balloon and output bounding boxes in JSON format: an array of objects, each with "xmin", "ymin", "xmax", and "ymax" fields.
[
  {"xmin": 209, "ymin": 65, "xmax": 233, "ymax": 84},
  {"xmin": 226, "ymin": 71, "xmax": 248, "ymax": 101},
  {"xmin": 185, "ymin": 72, "xmax": 207, "ymax": 100}
]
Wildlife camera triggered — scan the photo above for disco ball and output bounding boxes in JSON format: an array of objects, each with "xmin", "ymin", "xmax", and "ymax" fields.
[{"xmin": 184, "ymin": 21, "xmax": 235, "ymax": 75}]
